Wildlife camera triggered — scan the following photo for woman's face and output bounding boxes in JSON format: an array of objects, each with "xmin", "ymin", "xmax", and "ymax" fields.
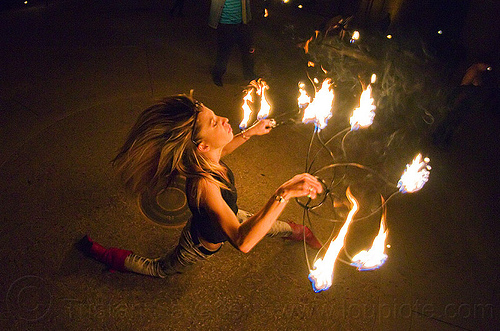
[{"xmin": 196, "ymin": 105, "xmax": 233, "ymax": 150}]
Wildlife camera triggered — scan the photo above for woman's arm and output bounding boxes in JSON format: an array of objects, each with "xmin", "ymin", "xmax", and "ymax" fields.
[
  {"xmin": 199, "ymin": 173, "xmax": 323, "ymax": 253},
  {"xmin": 221, "ymin": 119, "xmax": 274, "ymax": 157}
]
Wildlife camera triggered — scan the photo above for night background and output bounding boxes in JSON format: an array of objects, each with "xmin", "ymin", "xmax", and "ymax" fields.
[{"xmin": 0, "ymin": 0, "xmax": 499, "ymax": 330}]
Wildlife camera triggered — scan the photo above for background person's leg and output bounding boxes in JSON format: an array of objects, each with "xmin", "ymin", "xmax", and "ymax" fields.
[
  {"xmin": 212, "ymin": 24, "xmax": 236, "ymax": 86},
  {"xmin": 237, "ymin": 24, "xmax": 256, "ymax": 80}
]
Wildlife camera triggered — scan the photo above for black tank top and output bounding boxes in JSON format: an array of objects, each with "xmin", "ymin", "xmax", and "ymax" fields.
[{"xmin": 186, "ymin": 162, "xmax": 238, "ymax": 244}]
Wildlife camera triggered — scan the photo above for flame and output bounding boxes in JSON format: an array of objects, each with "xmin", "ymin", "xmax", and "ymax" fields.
[
  {"xmin": 309, "ymin": 187, "xmax": 359, "ymax": 292},
  {"xmin": 264, "ymin": 8, "xmax": 269, "ymax": 17},
  {"xmin": 239, "ymin": 89, "xmax": 254, "ymax": 129},
  {"xmin": 301, "ymin": 79, "xmax": 334, "ymax": 130},
  {"xmin": 350, "ymin": 30, "xmax": 360, "ymax": 43},
  {"xmin": 351, "ymin": 215, "xmax": 388, "ymax": 271},
  {"xmin": 350, "ymin": 82, "xmax": 376, "ymax": 130},
  {"xmin": 256, "ymin": 80, "xmax": 271, "ymax": 119},
  {"xmin": 307, "ymin": 61, "xmax": 315, "ymax": 67},
  {"xmin": 397, "ymin": 154, "xmax": 431, "ymax": 193},
  {"xmin": 303, "ymin": 31, "xmax": 320, "ymax": 54},
  {"xmin": 304, "ymin": 36, "xmax": 313, "ymax": 54},
  {"xmin": 297, "ymin": 83, "xmax": 311, "ymax": 108}
]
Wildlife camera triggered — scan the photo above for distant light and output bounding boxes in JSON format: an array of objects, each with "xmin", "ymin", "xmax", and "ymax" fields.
[
  {"xmin": 313, "ymin": 78, "xmax": 319, "ymax": 84},
  {"xmin": 264, "ymin": 8, "xmax": 268, "ymax": 17},
  {"xmin": 24, "ymin": 1, "xmax": 28, "ymax": 4},
  {"xmin": 487, "ymin": 66, "xmax": 493, "ymax": 71},
  {"xmin": 283, "ymin": 0, "xmax": 290, "ymax": 3},
  {"xmin": 386, "ymin": 244, "xmax": 391, "ymax": 248},
  {"xmin": 386, "ymin": 34, "xmax": 392, "ymax": 39},
  {"xmin": 298, "ymin": 4, "xmax": 303, "ymax": 9},
  {"xmin": 437, "ymin": 30, "xmax": 443, "ymax": 35}
]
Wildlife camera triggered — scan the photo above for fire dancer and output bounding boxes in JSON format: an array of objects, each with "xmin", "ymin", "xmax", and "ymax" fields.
[
  {"xmin": 209, "ymin": 0, "xmax": 257, "ymax": 86},
  {"xmin": 78, "ymin": 95, "xmax": 322, "ymax": 277}
]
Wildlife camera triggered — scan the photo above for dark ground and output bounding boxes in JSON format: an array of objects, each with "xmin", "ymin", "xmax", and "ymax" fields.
[{"xmin": 0, "ymin": 0, "xmax": 499, "ymax": 330}]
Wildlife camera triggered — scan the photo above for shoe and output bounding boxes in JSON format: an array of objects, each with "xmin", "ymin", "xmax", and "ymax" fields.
[
  {"xmin": 76, "ymin": 235, "xmax": 132, "ymax": 272},
  {"xmin": 212, "ymin": 74, "xmax": 223, "ymax": 87},
  {"xmin": 285, "ymin": 221, "xmax": 322, "ymax": 249}
]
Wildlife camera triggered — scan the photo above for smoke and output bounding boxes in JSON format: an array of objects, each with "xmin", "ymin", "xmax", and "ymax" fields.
[{"xmin": 303, "ymin": 22, "xmax": 453, "ymax": 183}]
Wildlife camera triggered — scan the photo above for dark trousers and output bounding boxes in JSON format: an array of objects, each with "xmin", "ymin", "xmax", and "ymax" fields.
[{"xmin": 213, "ymin": 23, "xmax": 255, "ymax": 80}]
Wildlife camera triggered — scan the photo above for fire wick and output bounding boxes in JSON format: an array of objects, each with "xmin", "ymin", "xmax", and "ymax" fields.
[
  {"xmin": 267, "ymin": 118, "xmax": 277, "ymax": 128},
  {"xmin": 267, "ymin": 118, "xmax": 301, "ymax": 128}
]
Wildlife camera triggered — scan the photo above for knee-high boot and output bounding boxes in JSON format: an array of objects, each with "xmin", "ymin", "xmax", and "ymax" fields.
[{"xmin": 77, "ymin": 235, "xmax": 132, "ymax": 272}]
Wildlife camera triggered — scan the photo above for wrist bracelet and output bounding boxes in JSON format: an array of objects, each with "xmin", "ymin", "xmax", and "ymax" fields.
[
  {"xmin": 241, "ymin": 130, "xmax": 250, "ymax": 140},
  {"xmin": 274, "ymin": 194, "xmax": 288, "ymax": 203}
]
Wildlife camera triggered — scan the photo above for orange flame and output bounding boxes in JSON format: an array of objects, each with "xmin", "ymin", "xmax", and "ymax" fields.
[
  {"xmin": 304, "ymin": 31, "xmax": 320, "ymax": 54},
  {"xmin": 309, "ymin": 187, "xmax": 359, "ymax": 292},
  {"xmin": 239, "ymin": 89, "xmax": 254, "ymax": 129},
  {"xmin": 297, "ymin": 83, "xmax": 311, "ymax": 108},
  {"xmin": 398, "ymin": 154, "xmax": 431, "ymax": 193},
  {"xmin": 351, "ymin": 213, "xmax": 388, "ymax": 271},
  {"xmin": 301, "ymin": 79, "xmax": 334, "ymax": 130},
  {"xmin": 256, "ymin": 80, "xmax": 271, "ymax": 120},
  {"xmin": 350, "ymin": 30, "xmax": 360, "ymax": 43},
  {"xmin": 304, "ymin": 36, "xmax": 313, "ymax": 54},
  {"xmin": 350, "ymin": 76, "xmax": 376, "ymax": 130}
]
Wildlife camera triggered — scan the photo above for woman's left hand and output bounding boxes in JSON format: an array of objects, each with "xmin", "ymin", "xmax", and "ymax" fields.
[{"xmin": 245, "ymin": 119, "xmax": 275, "ymax": 137}]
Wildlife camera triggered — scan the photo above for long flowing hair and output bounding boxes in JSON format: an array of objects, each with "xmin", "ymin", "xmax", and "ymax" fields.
[{"xmin": 112, "ymin": 95, "xmax": 230, "ymax": 204}]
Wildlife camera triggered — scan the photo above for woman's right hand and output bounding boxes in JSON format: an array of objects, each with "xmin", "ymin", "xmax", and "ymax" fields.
[{"xmin": 276, "ymin": 173, "xmax": 323, "ymax": 201}]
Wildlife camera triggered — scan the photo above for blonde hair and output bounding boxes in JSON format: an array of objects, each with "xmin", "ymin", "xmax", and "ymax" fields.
[{"xmin": 112, "ymin": 95, "xmax": 230, "ymax": 204}]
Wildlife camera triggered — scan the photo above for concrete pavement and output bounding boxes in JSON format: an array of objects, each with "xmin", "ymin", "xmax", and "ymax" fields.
[{"xmin": 1, "ymin": 1, "xmax": 498, "ymax": 330}]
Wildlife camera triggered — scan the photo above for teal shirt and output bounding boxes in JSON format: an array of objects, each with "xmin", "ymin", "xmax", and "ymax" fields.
[
  {"xmin": 220, "ymin": 0, "xmax": 242, "ymax": 24},
  {"xmin": 209, "ymin": 0, "xmax": 251, "ymax": 29}
]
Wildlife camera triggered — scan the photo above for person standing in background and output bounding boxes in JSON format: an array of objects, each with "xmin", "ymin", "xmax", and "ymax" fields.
[{"xmin": 209, "ymin": 0, "xmax": 257, "ymax": 86}]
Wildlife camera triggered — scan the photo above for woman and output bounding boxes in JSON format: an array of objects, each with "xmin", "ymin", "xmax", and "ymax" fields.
[{"xmin": 78, "ymin": 94, "xmax": 323, "ymax": 277}]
